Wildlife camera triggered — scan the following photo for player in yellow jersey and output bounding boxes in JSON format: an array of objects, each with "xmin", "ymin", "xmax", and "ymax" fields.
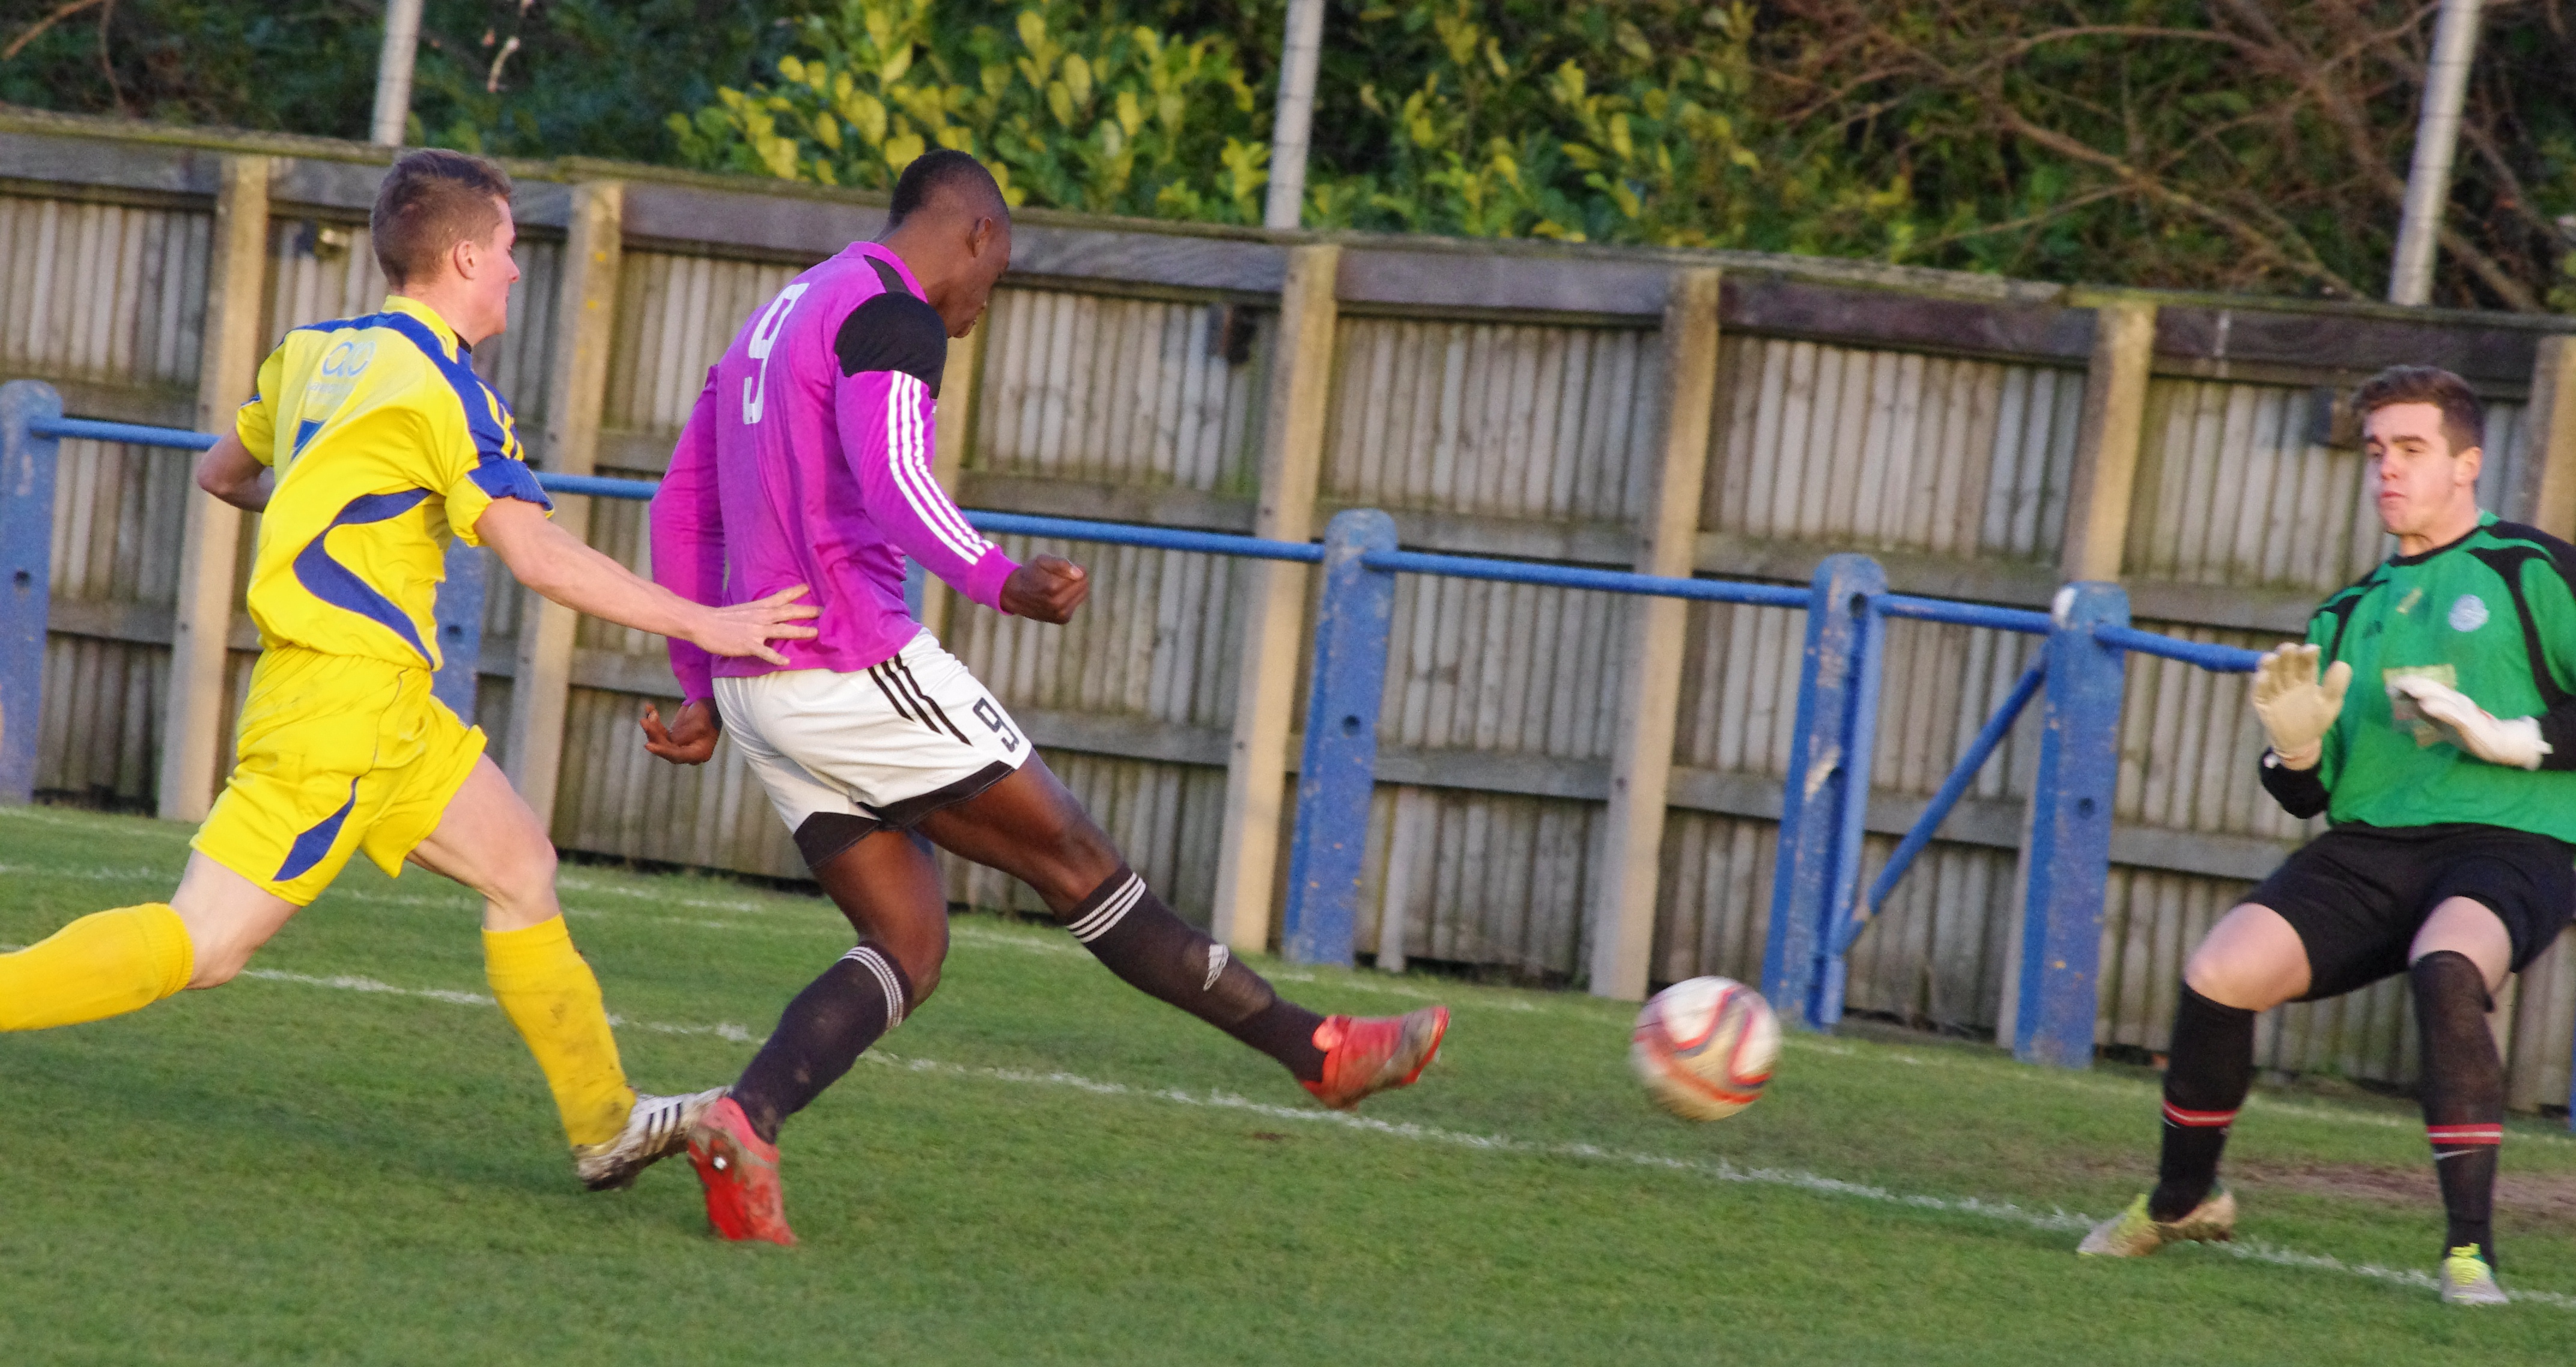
[{"xmin": 0, "ymin": 149, "xmax": 818, "ymax": 1192}]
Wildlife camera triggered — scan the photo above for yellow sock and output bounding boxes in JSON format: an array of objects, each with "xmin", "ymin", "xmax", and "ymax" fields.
[
  {"xmin": 482, "ymin": 916, "xmax": 636, "ymax": 1148},
  {"xmin": 0, "ymin": 903, "xmax": 195, "ymax": 1031}
]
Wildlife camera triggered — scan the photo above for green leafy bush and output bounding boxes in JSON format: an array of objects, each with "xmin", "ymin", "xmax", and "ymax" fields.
[{"xmin": 667, "ymin": 0, "xmax": 1272, "ymax": 222}]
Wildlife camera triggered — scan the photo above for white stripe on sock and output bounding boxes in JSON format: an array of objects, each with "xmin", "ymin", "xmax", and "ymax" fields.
[
  {"xmin": 842, "ymin": 944, "xmax": 908, "ymax": 1029},
  {"xmin": 1068, "ymin": 874, "xmax": 1147, "ymax": 943}
]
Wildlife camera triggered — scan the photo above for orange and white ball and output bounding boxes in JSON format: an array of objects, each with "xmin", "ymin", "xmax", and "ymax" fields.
[{"xmin": 1631, "ymin": 976, "xmax": 1780, "ymax": 1121}]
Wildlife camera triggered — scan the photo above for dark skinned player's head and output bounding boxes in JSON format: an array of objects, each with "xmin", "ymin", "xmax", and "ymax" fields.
[{"xmin": 879, "ymin": 151, "xmax": 1012, "ymax": 338}]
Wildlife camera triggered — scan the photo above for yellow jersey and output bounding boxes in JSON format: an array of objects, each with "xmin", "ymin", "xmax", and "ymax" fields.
[{"xmin": 234, "ymin": 294, "xmax": 551, "ymax": 671}]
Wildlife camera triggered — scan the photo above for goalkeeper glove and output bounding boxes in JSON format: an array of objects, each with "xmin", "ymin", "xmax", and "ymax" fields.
[
  {"xmin": 2388, "ymin": 675, "xmax": 2552, "ymax": 770},
  {"xmin": 2250, "ymin": 644, "xmax": 2350, "ymax": 771}
]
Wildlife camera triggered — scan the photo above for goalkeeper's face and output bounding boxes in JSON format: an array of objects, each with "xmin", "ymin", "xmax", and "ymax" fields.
[{"xmin": 2366, "ymin": 400, "xmax": 2481, "ymax": 542}]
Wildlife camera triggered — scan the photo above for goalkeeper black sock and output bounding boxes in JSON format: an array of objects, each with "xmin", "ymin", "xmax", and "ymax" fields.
[
  {"xmin": 1063, "ymin": 866, "xmax": 1328, "ymax": 1083},
  {"xmin": 2412, "ymin": 951, "xmax": 2504, "ymax": 1267},
  {"xmin": 731, "ymin": 943, "xmax": 912, "ymax": 1145},
  {"xmin": 2149, "ymin": 984, "xmax": 2255, "ymax": 1222}
]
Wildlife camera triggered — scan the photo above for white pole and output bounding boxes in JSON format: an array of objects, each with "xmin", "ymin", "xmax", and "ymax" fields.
[
  {"xmin": 1263, "ymin": 0, "xmax": 1325, "ymax": 231},
  {"xmin": 370, "ymin": 0, "xmax": 426, "ymax": 147},
  {"xmin": 2387, "ymin": 0, "xmax": 2484, "ymax": 305}
]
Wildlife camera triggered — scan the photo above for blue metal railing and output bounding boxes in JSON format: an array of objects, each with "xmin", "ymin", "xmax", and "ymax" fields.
[
  {"xmin": 1847, "ymin": 657, "xmax": 2047, "ymax": 957},
  {"xmin": 2100, "ymin": 624, "xmax": 2263, "ymax": 672},
  {"xmin": 1361, "ymin": 547, "xmax": 1812, "ymax": 609},
  {"xmin": 30, "ymin": 415, "xmax": 219, "ymax": 451},
  {"xmin": 0, "ymin": 379, "xmax": 2287, "ymax": 1073}
]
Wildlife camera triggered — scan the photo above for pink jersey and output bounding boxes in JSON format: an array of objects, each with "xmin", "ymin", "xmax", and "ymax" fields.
[{"xmin": 651, "ymin": 242, "xmax": 1017, "ymax": 700}]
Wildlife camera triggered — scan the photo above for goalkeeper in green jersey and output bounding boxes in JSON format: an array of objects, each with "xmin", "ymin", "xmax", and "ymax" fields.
[{"xmin": 2077, "ymin": 365, "xmax": 2576, "ymax": 1305}]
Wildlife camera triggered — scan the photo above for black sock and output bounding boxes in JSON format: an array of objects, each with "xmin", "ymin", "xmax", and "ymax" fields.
[
  {"xmin": 2150, "ymin": 984, "xmax": 2256, "ymax": 1221},
  {"xmin": 731, "ymin": 943, "xmax": 913, "ymax": 1145},
  {"xmin": 1063, "ymin": 866, "xmax": 1328, "ymax": 1083},
  {"xmin": 2412, "ymin": 950, "xmax": 2504, "ymax": 1268}
]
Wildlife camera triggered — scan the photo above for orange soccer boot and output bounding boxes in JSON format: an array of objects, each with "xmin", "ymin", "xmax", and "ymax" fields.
[
  {"xmin": 686, "ymin": 1096, "xmax": 797, "ymax": 1246},
  {"xmin": 1302, "ymin": 1005, "xmax": 1450, "ymax": 1110}
]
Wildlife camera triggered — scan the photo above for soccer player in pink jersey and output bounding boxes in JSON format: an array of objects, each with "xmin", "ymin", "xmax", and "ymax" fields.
[{"xmin": 641, "ymin": 151, "xmax": 1448, "ymax": 1245}]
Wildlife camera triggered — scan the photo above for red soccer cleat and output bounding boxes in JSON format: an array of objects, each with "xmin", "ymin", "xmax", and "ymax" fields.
[
  {"xmin": 1302, "ymin": 1005, "xmax": 1450, "ymax": 1110},
  {"xmin": 686, "ymin": 1096, "xmax": 797, "ymax": 1246}
]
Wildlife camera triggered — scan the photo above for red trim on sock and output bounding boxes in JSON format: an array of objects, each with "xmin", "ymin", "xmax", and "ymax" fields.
[
  {"xmin": 2426, "ymin": 1124, "xmax": 2503, "ymax": 1146},
  {"xmin": 2162, "ymin": 1101, "xmax": 2238, "ymax": 1128}
]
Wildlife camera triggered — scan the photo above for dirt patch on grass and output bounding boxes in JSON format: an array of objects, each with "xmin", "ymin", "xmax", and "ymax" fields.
[{"xmin": 2229, "ymin": 1158, "xmax": 2576, "ymax": 1222}]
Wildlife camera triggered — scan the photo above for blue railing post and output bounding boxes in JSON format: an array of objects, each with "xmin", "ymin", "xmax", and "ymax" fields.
[
  {"xmin": 0, "ymin": 381, "xmax": 62, "ymax": 805},
  {"xmin": 2014, "ymin": 582, "xmax": 2130, "ymax": 1068},
  {"xmin": 431, "ymin": 542, "xmax": 485, "ymax": 720},
  {"xmin": 1281, "ymin": 508, "xmax": 1399, "ymax": 966},
  {"xmin": 1762, "ymin": 553, "xmax": 1886, "ymax": 1030}
]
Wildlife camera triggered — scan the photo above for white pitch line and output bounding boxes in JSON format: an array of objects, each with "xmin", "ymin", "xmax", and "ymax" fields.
[
  {"xmin": 0, "ymin": 857, "xmax": 2560, "ymax": 1142},
  {"xmin": 235, "ymin": 968, "xmax": 766, "ymax": 1044},
  {"xmin": 204, "ymin": 963, "xmax": 2576, "ymax": 1310}
]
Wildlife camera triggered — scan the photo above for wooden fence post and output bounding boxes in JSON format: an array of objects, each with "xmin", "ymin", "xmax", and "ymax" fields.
[
  {"xmin": 1211, "ymin": 243, "xmax": 1338, "ymax": 952},
  {"xmin": 1587, "ymin": 267, "xmax": 1722, "ymax": 1001},
  {"xmin": 504, "ymin": 179, "xmax": 622, "ymax": 824},
  {"xmin": 2059, "ymin": 297, "xmax": 2157, "ymax": 583},
  {"xmin": 157, "ymin": 154, "xmax": 271, "ymax": 822},
  {"xmin": 2520, "ymin": 335, "xmax": 2576, "ymax": 540},
  {"xmin": 1993, "ymin": 296, "xmax": 2153, "ymax": 1043}
]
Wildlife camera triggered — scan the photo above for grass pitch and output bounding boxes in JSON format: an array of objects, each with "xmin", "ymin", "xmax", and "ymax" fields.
[{"xmin": 8, "ymin": 804, "xmax": 2576, "ymax": 1364}]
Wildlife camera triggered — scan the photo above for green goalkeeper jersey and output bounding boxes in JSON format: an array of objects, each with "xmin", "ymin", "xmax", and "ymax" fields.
[{"xmin": 2300, "ymin": 513, "xmax": 2576, "ymax": 839}]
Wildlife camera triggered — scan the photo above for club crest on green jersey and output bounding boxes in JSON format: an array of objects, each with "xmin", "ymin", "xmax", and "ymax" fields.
[
  {"xmin": 2385, "ymin": 663, "xmax": 2461, "ymax": 747},
  {"xmin": 2449, "ymin": 594, "xmax": 2490, "ymax": 633}
]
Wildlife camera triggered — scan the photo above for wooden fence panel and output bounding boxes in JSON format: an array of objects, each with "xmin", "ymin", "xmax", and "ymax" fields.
[
  {"xmin": 1322, "ymin": 318, "xmax": 1662, "ymax": 525},
  {"xmin": 974, "ymin": 286, "xmax": 1267, "ymax": 493},
  {"xmin": 1701, "ymin": 336, "xmax": 2085, "ymax": 559},
  {"xmin": 13, "ymin": 193, "xmax": 210, "ymax": 806},
  {"xmin": 0, "ymin": 195, "xmax": 207, "ymax": 395}
]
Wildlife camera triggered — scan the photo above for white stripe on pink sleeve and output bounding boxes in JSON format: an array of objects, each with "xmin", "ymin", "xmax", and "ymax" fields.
[
  {"xmin": 884, "ymin": 373, "xmax": 989, "ymax": 561},
  {"xmin": 895, "ymin": 374, "xmax": 988, "ymax": 554},
  {"xmin": 884, "ymin": 373, "xmax": 982, "ymax": 562},
  {"xmin": 907, "ymin": 385, "xmax": 989, "ymax": 555}
]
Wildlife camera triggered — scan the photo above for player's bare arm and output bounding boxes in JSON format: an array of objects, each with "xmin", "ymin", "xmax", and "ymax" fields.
[
  {"xmin": 193, "ymin": 431, "xmax": 272, "ymax": 512},
  {"xmin": 475, "ymin": 497, "xmax": 818, "ymax": 665}
]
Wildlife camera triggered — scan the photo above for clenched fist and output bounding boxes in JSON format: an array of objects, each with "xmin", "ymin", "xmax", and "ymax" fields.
[{"xmin": 1000, "ymin": 555, "xmax": 1089, "ymax": 624}]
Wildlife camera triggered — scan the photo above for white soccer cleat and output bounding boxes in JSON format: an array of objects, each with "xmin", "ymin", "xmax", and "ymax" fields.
[
  {"xmin": 2439, "ymin": 1246, "xmax": 2509, "ymax": 1306},
  {"xmin": 2077, "ymin": 1189, "xmax": 2237, "ymax": 1256},
  {"xmin": 574, "ymin": 1086, "xmax": 729, "ymax": 1192}
]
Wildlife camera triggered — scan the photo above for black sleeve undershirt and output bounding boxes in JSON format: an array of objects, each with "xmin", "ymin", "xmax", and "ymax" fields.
[{"xmin": 2258, "ymin": 750, "xmax": 2329, "ymax": 819}]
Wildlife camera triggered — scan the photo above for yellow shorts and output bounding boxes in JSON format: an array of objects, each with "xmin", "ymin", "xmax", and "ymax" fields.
[{"xmin": 191, "ymin": 646, "xmax": 487, "ymax": 906}]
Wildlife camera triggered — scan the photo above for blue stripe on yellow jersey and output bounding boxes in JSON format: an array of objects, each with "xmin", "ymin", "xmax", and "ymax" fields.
[{"xmin": 235, "ymin": 295, "xmax": 550, "ymax": 671}]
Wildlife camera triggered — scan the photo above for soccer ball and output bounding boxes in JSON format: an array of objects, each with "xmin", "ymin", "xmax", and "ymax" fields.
[{"xmin": 1631, "ymin": 976, "xmax": 1780, "ymax": 1121}]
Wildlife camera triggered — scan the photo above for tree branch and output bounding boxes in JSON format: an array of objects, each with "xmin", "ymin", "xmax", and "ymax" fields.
[
  {"xmin": 2, "ymin": 0, "xmax": 105, "ymax": 62},
  {"xmin": 1993, "ymin": 108, "xmax": 2365, "ymax": 296}
]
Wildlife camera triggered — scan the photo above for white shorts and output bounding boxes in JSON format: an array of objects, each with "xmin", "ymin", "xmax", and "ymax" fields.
[{"xmin": 714, "ymin": 630, "xmax": 1031, "ymax": 841}]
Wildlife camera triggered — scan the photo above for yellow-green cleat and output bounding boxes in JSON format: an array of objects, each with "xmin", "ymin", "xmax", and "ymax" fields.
[
  {"xmin": 2076, "ymin": 1189, "xmax": 2237, "ymax": 1256},
  {"xmin": 2440, "ymin": 1246, "xmax": 2508, "ymax": 1306}
]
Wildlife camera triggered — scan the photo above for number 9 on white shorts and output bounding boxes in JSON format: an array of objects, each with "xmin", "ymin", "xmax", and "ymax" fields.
[{"xmin": 712, "ymin": 629, "xmax": 1033, "ymax": 834}]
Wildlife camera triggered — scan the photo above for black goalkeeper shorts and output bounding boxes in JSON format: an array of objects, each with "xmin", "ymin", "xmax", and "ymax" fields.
[{"xmin": 2246, "ymin": 823, "xmax": 2575, "ymax": 1002}]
